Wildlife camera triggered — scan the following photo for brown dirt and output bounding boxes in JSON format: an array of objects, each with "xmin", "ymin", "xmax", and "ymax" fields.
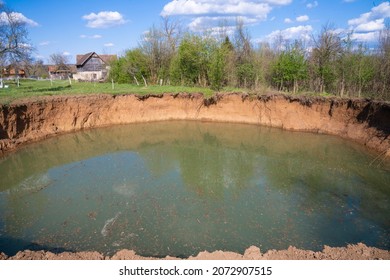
[
  {"xmin": 1, "ymin": 93, "xmax": 389, "ymax": 157},
  {"xmin": 1, "ymin": 243, "xmax": 389, "ymax": 260},
  {"xmin": 0, "ymin": 92, "xmax": 389, "ymax": 260}
]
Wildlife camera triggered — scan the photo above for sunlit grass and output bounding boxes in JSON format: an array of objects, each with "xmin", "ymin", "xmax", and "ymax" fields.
[
  {"xmin": 0, "ymin": 79, "xmax": 247, "ymax": 104},
  {"xmin": 1, "ymin": 79, "xmax": 382, "ymax": 104}
]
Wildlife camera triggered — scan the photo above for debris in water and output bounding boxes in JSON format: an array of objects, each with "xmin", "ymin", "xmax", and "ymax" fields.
[
  {"xmin": 88, "ymin": 211, "xmax": 97, "ymax": 220},
  {"xmin": 101, "ymin": 212, "xmax": 121, "ymax": 237}
]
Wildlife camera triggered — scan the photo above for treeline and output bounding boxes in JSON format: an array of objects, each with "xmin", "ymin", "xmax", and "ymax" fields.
[{"xmin": 109, "ymin": 19, "xmax": 390, "ymax": 100}]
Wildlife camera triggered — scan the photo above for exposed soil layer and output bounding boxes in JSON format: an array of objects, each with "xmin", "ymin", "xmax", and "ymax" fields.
[
  {"xmin": 0, "ymin": 92, "xmax": 389, "ymax": 260},
  {"xmin": 1, "ymin": 243, "xmax": 389, "ymax": 260},
  {"xmin": 1, "ymin": 93, "xmax": 389, "ymax": 157}
]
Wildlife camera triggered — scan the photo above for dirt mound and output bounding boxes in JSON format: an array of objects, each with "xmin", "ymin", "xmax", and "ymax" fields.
[{"xmin": 1, "ymin": 243, "xmax": 389, "ymax": 260}]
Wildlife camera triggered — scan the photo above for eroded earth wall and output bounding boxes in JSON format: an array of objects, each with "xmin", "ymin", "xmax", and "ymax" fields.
[{"xmin": 0, "ymin": 93, "xmax": 389, "ymax": 156}]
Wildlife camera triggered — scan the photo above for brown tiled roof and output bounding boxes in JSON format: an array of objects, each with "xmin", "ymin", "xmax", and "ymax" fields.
[
  {"xmin": 76, "ymin": 52, "xmax": 117, "ymax": 66},
  {"xmin": 47, "ymin": 64, "xmax": 77, "ymax": 73},
  {"xmin": 2, "ymin": 67, "xmax": 25, "ymax": 75}
]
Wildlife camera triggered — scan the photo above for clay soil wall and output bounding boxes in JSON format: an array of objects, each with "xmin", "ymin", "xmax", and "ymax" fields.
[{"xmin": 1, "ymin": 93, "xmax": 389, "ymax": 156}]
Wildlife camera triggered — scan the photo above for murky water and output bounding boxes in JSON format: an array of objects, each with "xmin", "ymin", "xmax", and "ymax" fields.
[{"xmin": 0, "ymin": 121, "xmax": 389, "ymax": 257}]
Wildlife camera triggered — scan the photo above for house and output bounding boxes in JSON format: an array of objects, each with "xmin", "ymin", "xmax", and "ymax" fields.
[
  {"xmin": 2, "ymin": 66, "xmax": 26, "ymax": 78},
  {"xmin": 48, "ymin": 64, "xmax": 77, "ymax": 79},
  {"xmin": 73, "ymin": 52, "xmax": 117, "ymax": 81}
]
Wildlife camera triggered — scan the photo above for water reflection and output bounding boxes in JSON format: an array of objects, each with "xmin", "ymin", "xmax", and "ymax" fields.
[{"xmin": 0, "ymin": 121, "xmax": 389, "ymax": 256}]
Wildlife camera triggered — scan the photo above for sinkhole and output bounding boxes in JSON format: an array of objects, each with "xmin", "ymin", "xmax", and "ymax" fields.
[{"xmin": 0, "ymin": 121, "xmax": 389, "ymax": 257}]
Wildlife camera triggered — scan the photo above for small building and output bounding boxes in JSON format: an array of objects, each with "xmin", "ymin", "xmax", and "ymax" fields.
[
  {"xmin": 48, "ymin": 64, "xmax": 77, "ymax": 79},
  {"xmin": 73, "ymin": 52, "xmax": 117, "ymax": 81},
  {"xmin": 2, "ymin": 66, "xmax": 26, "ymax": 78}
]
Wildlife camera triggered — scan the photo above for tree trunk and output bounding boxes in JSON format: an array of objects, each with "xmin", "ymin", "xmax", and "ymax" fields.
[
  {"xmin": 141, "ymin": 75, "xmax": 148, "ymax": 87},
  {"xmin": 340, "ymin": 75, "xmax": 345, "ymax": 98},
  {"xmin": 133, "ymin": 76, "xmax": 139, "ymax": 86}
]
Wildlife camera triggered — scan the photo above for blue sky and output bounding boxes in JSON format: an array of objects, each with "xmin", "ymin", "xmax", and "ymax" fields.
[{"xmin": 3, "ymin": 0, "xmax": 390, "ymax": 63}]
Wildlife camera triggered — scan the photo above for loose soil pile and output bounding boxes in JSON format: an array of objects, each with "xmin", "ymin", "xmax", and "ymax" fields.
[{"xmin": 1, "ymin": 243, "xmax": 389, "ymax": 260}]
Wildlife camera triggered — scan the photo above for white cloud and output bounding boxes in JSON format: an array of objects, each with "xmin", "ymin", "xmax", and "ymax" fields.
[
  {"xmin": 266, "ymin": 25, "xmax": 313, "ymax": 42},
  {"xmin": 296, "ymin": 15, "xmax": 309, "ymax": 22},
  {"xmin": 351, "ymin": 31, "xmax": 378, "ymax": 42},
  {"xmin": 284, "ymin": 17, "xmax": 293, "ymax": 23},
  {"xmin": 161, "ymin": 0, "xmax": 293, "ymax": 33},
  {"xmin": 63, "ymin": 51, "xmax": 71, "ymax": 56},
  {"xmin": 348, "ymin": 2, "xmax": 390, "ymax": 27},
  {"xmin": 0, "ymin": 11, "xmax": 38, "ymax": 26},
  {"xmin": 355, "ymin": 18, "xmax": 384, "ymax": 32},
  {"xmin": 343, "ymin": 0, "xmax": 356, "ymax": 3},
  {"xmin": 104, "ymin": 43, "xmax": 114, "ymax": 47},
  {"xmin": 80, "ymin": 34, "xmax": 102, "ymax": 39},
  {"xmin": 347, "ymin": 2, "xmax": 390, "ymax": 42},
  {"xmin": 82, "ymin": 11, "xmax": 126, "ymax": 28},
  {"xmin": 161, "ymin": 0, "xmax": 275, "ymax": 17},
  {"xmin": 39, "ymin": 41, "xmax": 50, "ymax": 46},
  {"xmin": 80, "ymin": 34, "xmax": 103, "ymax": 39},
  {"xmin": 188, "ymin": 16, "xmax": 258, "ymax": 32},
  {"xmin": 306, "ymin": 1, "xmax": 318, "ymax": 9}
]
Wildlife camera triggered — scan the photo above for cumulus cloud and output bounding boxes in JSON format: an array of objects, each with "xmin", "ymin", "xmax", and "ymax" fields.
[
  {"xmin": 284, "ymin": 18, "xmax": 293, "ymax": 23},
  {"xmin": 354, "ymin": 18, "xmax": 385, "ymax": 32},
  {"xmin": 348, "ymin": 2, "xmax": 390, "ymax": 28},
  {"xmin": 266, "ymin": 25, "xmax": 313, "ymax": 42},
  {"xmin": 347, "ymin": 2, "xmax": 389, "ymax": 42},
  {"xmin": 161, "ymin": 0, "xmax": 292, "ymax": 33},
  {"xmin": 306, "ymin": 1, "xmax": 318, "ymax": 9},
  {"xmin": 82, "ymin": 11, "xmax": 127, "ymax": 28},
  {"xmin": 0, "ymin": 11, "xmax": 38, "ymax": 26},
  {"xmin": 161, "ymin": 0, "xmax": 274, "ymax": 17},
  {"xmin": 351, "ymin": 32, "xmax": 378, "ymax": 42},
  {"xmin": 63, "ymin": 51, "xmax": 71, "ymax": 56},
  {"xmin": 296, "ymin": 15, "xmax": 309, "ymax": 22},
  {"xmin": 188, "ymin": 16, "xmax": 258, "ymax": 32},
  {"xmin": 104, "ymin": 43, "xmax": 114, "ymax": 47}
]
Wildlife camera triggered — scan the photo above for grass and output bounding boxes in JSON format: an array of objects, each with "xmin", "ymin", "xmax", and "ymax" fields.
[
  {"xmin": 0, "ymin": 79, "xmax": 247, "ymax": 104},
  {"xmin": 1, "ymin": 79, "xmax": 385, "ymax": 104}
]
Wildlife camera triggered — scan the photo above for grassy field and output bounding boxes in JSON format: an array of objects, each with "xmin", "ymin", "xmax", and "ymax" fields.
[
  {"xmin": 2, "ymin": 78, "xmax": 377, "ymax": 104},
  {"xmin": 0, "ymin": 79, "xmax": 245, "ymax": 104}
]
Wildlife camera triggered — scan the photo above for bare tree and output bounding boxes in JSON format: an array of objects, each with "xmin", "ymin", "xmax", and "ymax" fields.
[
  {"xmin": 140, "ymin": 16, "xmax": 182, "ymax": 85},
  {"xmin": 0, "ymin": 3, "xmax": 33, "ymax": 66},
  {"xmin": 49, "ymin": 53, "xmax": 69, "ymax": 66},
  {"xmin": 378, "ymin": 24, "xmax": 390, "ymax": 99},
  {"xmin": 234, "ymin": 18, "xmax": 252, "ymax": 63},
  {"xmin": 311, "ymin": 24, "xmax": 342, "ymax": 93}
]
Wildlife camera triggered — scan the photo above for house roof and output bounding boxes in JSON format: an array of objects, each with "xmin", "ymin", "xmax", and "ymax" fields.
[
  {"xmin": 2, "ymin": 66, "xmax": 26, "ymax": 76},
  {"xmin": 47, "ymin": 64, "xmax": 77, "ymax": 73},
  {"xmin": 76, "ymin": 52, "xmax": 117, "ymax": 66}
]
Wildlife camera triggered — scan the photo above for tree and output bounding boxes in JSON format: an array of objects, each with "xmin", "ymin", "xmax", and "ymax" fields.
[
  {"xmin": 209, "ymin": 46, "xmax": 227, "ymax": 91},
  {"xmin": 109, "ymin": 49, "xmax": 149, "ymax": 86},
  {"xmin": 124, "ymin": 48, "xmax": 149, "ymax": 86},
  {"xmin": 140, "ymin": 16, "xmax": 181, "ymax": 85},
  {"xmin": 170, "ymin": 34, "xmax": 215, "ymax": 87},
  {"xmin": 311, "ymin": 24, "xmax": 342, "ymax": 93},
  {"xmin": 49, "ymin": 53, "xmax": 69, "ymax": 66},
  {"xmin": 377, "ymin": 24, "xmax": 390, "ymax": 99},
  {"xmin": 272, "ymin": 44, "xmax": 308, "ymax": 93},
  {"xmin": 233, "ymin": 19, "xmax": 256, "ymax": 88},
  {"xmin": 0, "ymin": 3, "xmax": 32, "ymax": 67},
  {"xmin": 24, "ymin": 58, "xmax": 47, "ymax": 78}
]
